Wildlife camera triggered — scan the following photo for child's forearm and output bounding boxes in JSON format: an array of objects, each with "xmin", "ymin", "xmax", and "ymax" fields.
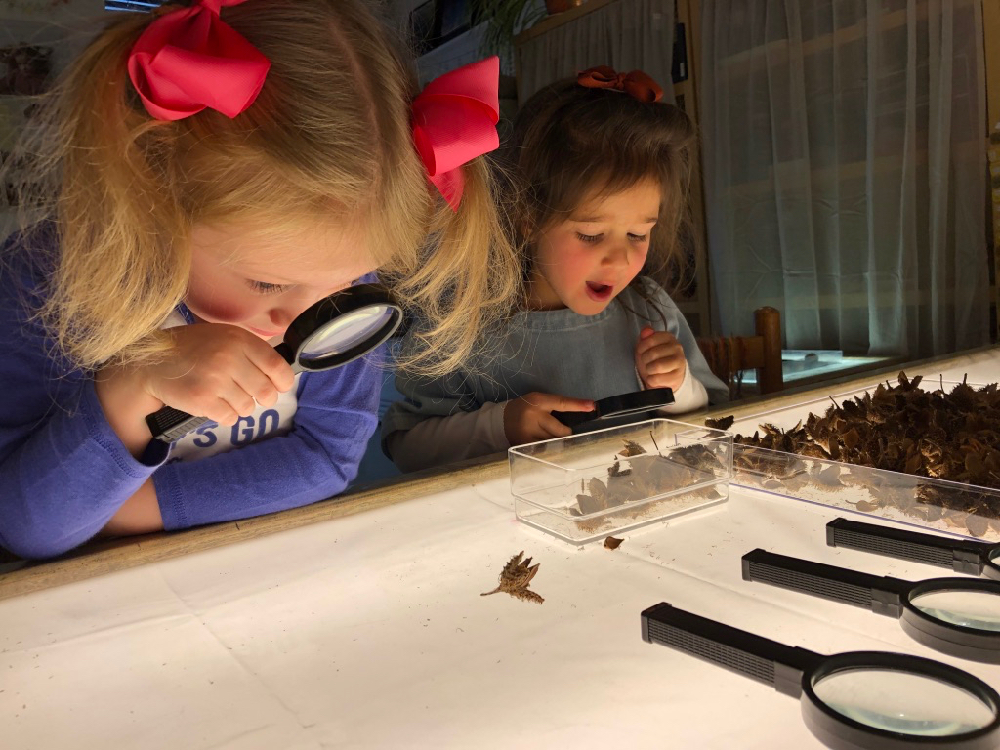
[
  {"xmin": 100, "ymin": 479, "xmax": 163, "ymax": 536},
  {"xmin": 95, "ymin": 364, "xmax": 164, "ymax": 458},
  {"xmin": 0, "ymin": 382, "xmax": 163, "ymax": 559},
  {"xmin": 385, "ymin": 401, "xmax": 508, "ymax": 473},
  {"xmin": 655, "ymin": 365, "xmax": 709, "ymax": 414}
]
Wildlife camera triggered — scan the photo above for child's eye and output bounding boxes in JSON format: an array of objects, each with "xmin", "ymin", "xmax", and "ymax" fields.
[
  {"xmin": 576, "ymin": 232, "xmax": 602, "ymax": 243},
  {"xmin": 628, "ymin": 233, "xmax": 649, "ymax": 242},
  {"xmin": 247, "ymin": 279, "xmax": 287, "ymax": 294}
]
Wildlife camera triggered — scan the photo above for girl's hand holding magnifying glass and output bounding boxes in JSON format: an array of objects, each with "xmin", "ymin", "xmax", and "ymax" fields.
[
  {"xmin": 503, "ymin": 392, "xmax": 595, "ymax": 445},
  {"xmin": 97, "ymin": 323, "xmax": 295, "ymax": 457}
]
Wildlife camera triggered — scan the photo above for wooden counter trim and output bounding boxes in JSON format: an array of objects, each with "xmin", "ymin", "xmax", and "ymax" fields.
[{"xmin": 0, "ymin": 345, "xmax": 995, "ymax": 601}]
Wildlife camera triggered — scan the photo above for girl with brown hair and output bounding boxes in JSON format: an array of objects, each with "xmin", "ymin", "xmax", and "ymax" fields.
[
  {"xmin": 0, "ymin": 0, "xmax": 520, "ymax": 558},
  {"xmin": 383, "ymin": 68, "xmax": 727, "ymax": 472}
]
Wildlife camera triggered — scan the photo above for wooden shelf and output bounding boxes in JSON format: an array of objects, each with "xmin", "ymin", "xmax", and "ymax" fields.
[{"xmin": 515, "ymin": 0, "xmax": 621, "ymax": 45}]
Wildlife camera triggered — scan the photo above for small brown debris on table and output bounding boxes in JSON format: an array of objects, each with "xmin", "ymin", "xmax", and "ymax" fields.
[
  {"xmin": 604, "ymin": 536, "xmax": 624, "ymax": 550},
  {"xmin": 481, "ymin": 551, "xmax": 544, "ymax": 604}
]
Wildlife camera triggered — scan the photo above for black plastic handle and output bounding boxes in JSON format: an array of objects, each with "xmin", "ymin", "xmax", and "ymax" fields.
[
  {"xmin": 742, "ymin": 549, "xmax": 911, "ymax": 617},
  {"xmin": 553, "ymin": 387, "xmax": 674, "ymax": 429},
  {"xmin": 641, "ymin": 603, "xmax": 819, "ymax": 697},
  {"xmin": 145, "ymin": 408, "xmax": 213, "ymax": 443},
  {"xmin": 827, "ymin": 518, "xmax": 990, "ymax": 576}
]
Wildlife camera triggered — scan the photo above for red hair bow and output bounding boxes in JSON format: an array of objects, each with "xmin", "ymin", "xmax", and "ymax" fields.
[
  {"xmin": 411, "ymin": 57, "xmax": 501, "ymax": 212},
  {"xmin": 577, "ymin": 66, "xmax": 663, "ymax": 103},
  {"xmin": 128, "ymin": 0, "xmax": 270, "ymax": 121}
]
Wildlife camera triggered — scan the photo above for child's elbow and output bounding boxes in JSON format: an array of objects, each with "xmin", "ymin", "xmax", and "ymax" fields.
[{"xmin": 0, "ymin": 524, "xmax": 88, "ymax": 561}]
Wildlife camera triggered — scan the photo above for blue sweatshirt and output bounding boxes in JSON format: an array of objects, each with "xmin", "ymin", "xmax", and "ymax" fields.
[{"xmin": 0, "ymin": 227, "xmax": 381, "ymax": 559}]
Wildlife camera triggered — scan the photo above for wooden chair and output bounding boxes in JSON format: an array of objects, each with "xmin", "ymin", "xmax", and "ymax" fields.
[{"xmin": 697, "ymin": 307, "xmax": 783, "ymax": 397}]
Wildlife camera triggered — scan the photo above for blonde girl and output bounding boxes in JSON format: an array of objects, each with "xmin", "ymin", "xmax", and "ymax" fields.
[{"xmin": 0, "ymin": 0, "xmax": 519, "ymax": 559}]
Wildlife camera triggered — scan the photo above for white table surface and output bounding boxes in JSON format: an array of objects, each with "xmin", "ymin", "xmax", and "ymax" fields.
[{"xmin": 3, "ymin": 350, "xmax": 999, "ymax": 749}]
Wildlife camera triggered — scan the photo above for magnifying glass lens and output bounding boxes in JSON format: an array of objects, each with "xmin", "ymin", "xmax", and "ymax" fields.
[
  {"xmin": 813, "ymin": 668, "xmax": 997, "ymax": 736},
  {"xmin": 909, "ymin": 589, "xmax": 1000, "ymax": 631},
  {"xmin": 299, "ymin": 306, "xmax": 396, "ymax": 361}
]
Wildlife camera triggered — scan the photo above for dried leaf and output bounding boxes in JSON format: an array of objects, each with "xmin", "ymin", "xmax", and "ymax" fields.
[
  {"xmin": 481, "ymin": 551, "xmax": 544, "ymax": 604},
  {"xmin": 604, "ymin": 536, "xmax": 624, "ymax": 550},
  {"xmin": 608, "ymin": 458, "xmax": 632, "ymax": 477},
  {"xmin": 619, "ymin": 439, "xmax": 646, "ymax": 457},
  {"xmin": 706, "ymin": 415, "xmax": 735, "ymax": 431},
  {"xmin": 967, "ymin": 515, "xmax": 990, "ymax": 538},
  {"xmin": 733, "ymin": 371, "xmax": 1000, "ymax": 528}
]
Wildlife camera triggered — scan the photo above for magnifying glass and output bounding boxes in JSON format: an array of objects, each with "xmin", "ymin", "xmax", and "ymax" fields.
[
  {"xmin": 146, "ymin": 283, "xmax": 403, "ymax": 443},
  {"xmin": 828, "ymin": 518, "xmax": 1000, "ymax": 580},
  {"xmin": 642, "ymin": 602, "xmax": 1000, "ymax": 750},
  {"xmin": 551, "ymin": 387, "xmax": 674, "ymax": 429},
  {"xmin": 742, "ymin": 548, "xmax": 1000, "ymax": 663}
]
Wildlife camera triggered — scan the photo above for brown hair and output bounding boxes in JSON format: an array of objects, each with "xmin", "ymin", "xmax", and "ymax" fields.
[
  {"xmin": 503, "ymin": 76, "xmax": 695, "ymax": 306},
  {"xmin": 6, "ymin": 0, "xmax": 519, "ymax": 376}
]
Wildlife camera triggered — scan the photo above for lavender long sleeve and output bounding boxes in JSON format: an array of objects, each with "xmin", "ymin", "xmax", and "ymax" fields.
[{"xmin": 0, "ymin": 230, "xmax": 380, "ymax": 559}]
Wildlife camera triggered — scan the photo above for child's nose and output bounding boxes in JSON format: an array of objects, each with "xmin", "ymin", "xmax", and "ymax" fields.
[
  {"xmin": 268, "ymin": 305, "xmax": 297, "ymax": 331},
  {"xmin": 602, "ymin": 239, "xmax": 631, "ymax": 267}
]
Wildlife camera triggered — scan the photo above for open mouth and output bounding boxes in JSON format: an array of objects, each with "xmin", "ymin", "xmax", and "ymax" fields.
[{"xmin": 585, "ymin": 281, "xmax": 613, "ymax": 301}]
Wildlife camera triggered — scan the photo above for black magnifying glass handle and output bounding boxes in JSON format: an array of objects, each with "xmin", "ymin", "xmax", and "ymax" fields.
[
  {"xmin": 553, "ymin": 387, "xmax": 675, "ymax": 429},
  {"xmin": 827, "ymin": 518, "xmax": 991, "ymax": 576},
  {"xmin": 144, "ymin": 342, "xmax": 297, "ymax": 443},
  {"xmin": 642, "ymin": 602, "xmax": 820, "ymax": 697},
  {"xmin": 643, "ymin": 603, "xmax": 1000, "ymax": 749},
  {"xmin": 742, "ymin": 549, "xmax": 911, "ymax": 617}
]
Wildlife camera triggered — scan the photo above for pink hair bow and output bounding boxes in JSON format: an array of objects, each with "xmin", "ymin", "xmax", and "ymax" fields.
[
  {"xmin": 128, "ymin": 0, "xmax": 270, "ymax": 121},
  {"xmin": 411, "ymin": 57, "xmax": 500, "ymax": 212}
]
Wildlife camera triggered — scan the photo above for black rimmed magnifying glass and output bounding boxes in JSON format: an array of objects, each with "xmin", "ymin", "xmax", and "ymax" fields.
[
  {"xmin": 551, "ymin": 387, "xmax": 674, "ymax": 429},
  {"xmin": 642, "ymin": 602, "xmax": 1000, "ymax": 750},
  {"xmin": 828, "ymin": 518, "xmax": 1000, "ymax": 581},
  {"xmin": 742, "ymin": 549, "xmax": 1000, "ymax": 663},
  {"xmin": 146, "ymin": 283, "xmax": 403, "ymax": 443}
]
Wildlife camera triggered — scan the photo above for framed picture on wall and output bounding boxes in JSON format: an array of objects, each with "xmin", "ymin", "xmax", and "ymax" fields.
[
  {"xmin": 435, "ymin": 0, "xmax": 473, "ymax": 45},
  {"xmin": 0, "ymin": 42, "xmax": 53, "ymax": 208},
  {"xmin": 0, "ymin": 43, "xmax": 52, "ymax": 97},
  {"xmin": 409, "ymin": 0, "xmax": 438, "ymax": 56}
]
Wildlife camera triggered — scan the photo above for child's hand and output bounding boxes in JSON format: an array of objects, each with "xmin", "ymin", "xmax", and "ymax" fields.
[
  {"xmin": 503, "ymin": 392, "xmax": 595, "ymax": 446},
  {"xmin": 635, "ymin": 326, "xmax": 687, "ymax": 391},
  {"xmin": 135, "ymin": 323, "xmax": 295, "ymax": 426}
]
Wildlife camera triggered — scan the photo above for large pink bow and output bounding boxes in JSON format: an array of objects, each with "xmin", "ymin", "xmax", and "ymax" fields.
[
  {"xmin": 411, "ymin": 57, "xmax": 500, "ymax": 212},
  {"xmin": 128, "ymin": 0, "xmax": 270, "ymax": 121}
]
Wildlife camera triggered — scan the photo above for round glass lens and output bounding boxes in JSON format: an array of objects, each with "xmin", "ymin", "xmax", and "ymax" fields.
[
  {"xmin": 813, "ymin": 667, "xmax": 996, "ymax": 736},
  {"xmin": 910, "ymin": 589, "xmax": 1000, "ymax": 631},
  {"xmin": 299, "ymin": 306, "xmax": 396, "ymax": 360}
]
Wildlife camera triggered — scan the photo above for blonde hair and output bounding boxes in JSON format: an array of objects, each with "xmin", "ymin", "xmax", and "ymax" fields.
[
  {"xmin": 503, "ymin": 77, "xmax": 695, "ymax": 300},
  {"xmin": 7, "ymin": 0, "xmax": 519, "ymax": 376}
]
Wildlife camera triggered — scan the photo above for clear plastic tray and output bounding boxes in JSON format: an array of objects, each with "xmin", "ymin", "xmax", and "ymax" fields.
[
  {"xmin": 509, "ymin": 419, "xmax": 732, "ymax": 544},
  {"xmin": 729, "ymin": 379, "xmax": 1000, "ymax": 541}
]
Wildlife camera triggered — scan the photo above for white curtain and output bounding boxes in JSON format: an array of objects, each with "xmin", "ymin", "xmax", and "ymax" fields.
[
  {"xmin": 700, "ymin": 0, "xmax": 987, "ymax": 357},
  {"xmin": 516, "ymin": 0, "xmax": 676, "ymax": 105}
]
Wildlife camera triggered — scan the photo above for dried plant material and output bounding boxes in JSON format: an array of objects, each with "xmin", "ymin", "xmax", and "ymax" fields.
[
  {"xmin": 481, "ymin": 552, "xmax": 544, "ymax": 604},
  {"xmin": 619, "ymin": 439, "xmax": 646, "ymax": 457},
  {"xmin": 706, "ymin": 415, "xmax": 735, "ymax": 431},
  {"xmin": 728, "ymin": 372, "xmax": 1000, "ymax": 528},
  {"xmin": 574, "ymin": 443, "xmax": 727, "ymax": 514},
  {"xmin": 604, "ymin": 536, "xmax": 624, "ymax": 550},
  {"xmin": 608, "ymin": 457, "xmax": 632, "ymax": 478}
]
